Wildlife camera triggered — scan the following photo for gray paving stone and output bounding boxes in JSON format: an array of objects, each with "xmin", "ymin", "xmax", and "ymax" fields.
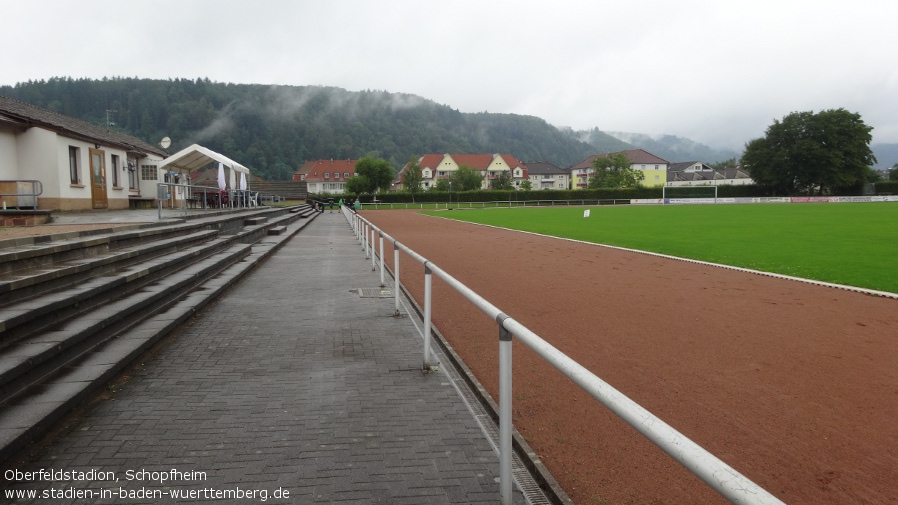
[{"xmin": 2, "ymin": 212, "xmax": 527, "ymax": 504}]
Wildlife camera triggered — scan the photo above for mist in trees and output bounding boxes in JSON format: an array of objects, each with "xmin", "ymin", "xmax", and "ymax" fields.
[{"xmin": 1, "ymin": 77, "xmax": 602, "ymax": 180}]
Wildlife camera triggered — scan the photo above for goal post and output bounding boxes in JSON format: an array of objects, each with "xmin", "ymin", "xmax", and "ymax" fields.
[{"xmin": 662, "ymin": 185, "xmax": 718, "ymax": 204}]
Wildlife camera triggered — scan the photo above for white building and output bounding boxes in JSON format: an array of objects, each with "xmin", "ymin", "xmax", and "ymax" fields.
[{"xmin": 0, "ymin": 95, "xmax": 168, "ymax": 210}]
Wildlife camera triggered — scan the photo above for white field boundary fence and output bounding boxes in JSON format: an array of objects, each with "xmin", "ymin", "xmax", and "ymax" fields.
[
  {"xmin": 358, "ymin": 194, "xmax": 898, "ymax": 210},
  {"xmin": 342, "ymin": 206, "xmax": 785, "ymax": 505},
  {"xmin": 359, "ymin": 199, "xmax": 632, "ymax": 210}
]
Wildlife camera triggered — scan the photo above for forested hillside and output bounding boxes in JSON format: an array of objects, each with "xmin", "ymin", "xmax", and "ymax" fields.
[{"xmin": 1, "ymin": 77, "xmax": 628, "ymax": 180}]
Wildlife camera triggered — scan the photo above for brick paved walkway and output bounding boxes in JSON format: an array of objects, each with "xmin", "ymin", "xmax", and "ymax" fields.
[{"xmin": 2, "ymin": 212, "xmax": 527, "ymax": 504}]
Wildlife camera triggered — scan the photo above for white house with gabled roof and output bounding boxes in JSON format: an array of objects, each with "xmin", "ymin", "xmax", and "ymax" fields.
[{"xmin": 0, "ymin": 95, "xmax": 168, "ymax": 210}]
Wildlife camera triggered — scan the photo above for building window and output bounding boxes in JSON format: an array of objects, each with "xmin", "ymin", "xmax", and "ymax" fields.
[
  {"xmin": 300, "ymin": 174, "xmax": 306, "ymax": 181},
  {"xmin": 344, "ymin": 172, "xmax": 349, "ymax": 178},
  {"xmin": 68, "ymin": 146, "xmax": 80, "ymax": 184},
  {"xmin": 655, "ymin": 165, "xmax": 659, "ymax": 169},
  {"xmin": 324, "ymin": 172, "xmax": 330, "ymax": 179},
  {"xmin": 141, "ymin": 164, "xmax": 157, "ymax": 181},
  {"xmin": 111, "ymin": 154, "xmax": 120, "ymax": 187},
  {"xmin": 334, "ymin": 172, "xmax": 339, "ymax": 179}
]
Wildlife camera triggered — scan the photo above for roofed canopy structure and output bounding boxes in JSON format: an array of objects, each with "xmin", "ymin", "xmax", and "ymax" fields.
[{"xmin": 158, "ymin": 143, "xmax": 250, "ymax": 174}]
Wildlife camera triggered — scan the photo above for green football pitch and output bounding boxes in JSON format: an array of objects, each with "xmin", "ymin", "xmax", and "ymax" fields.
[{"xmin": 420, "ymin": 203, "xmax": 898, "ymax": 294}]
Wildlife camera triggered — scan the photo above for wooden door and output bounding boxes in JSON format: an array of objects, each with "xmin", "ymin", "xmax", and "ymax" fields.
[{"xmin": 89, "ymin": 148, "xmax": 108, "ymax": 209}]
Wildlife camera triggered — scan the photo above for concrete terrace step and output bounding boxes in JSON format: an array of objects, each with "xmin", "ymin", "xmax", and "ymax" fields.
[
  {"xmin": 0, "ymin": 209, "xmax": 318, "ymax": 464},
  {"xmin": 0, "ymin": 229, "xmax": 221, "ymax": 307},
  {"xmin": 0, "ymin": 243, "xmax": 253, "ymax": 402},
  {"xmin": 0, "ymin": 235, "xmax": 235, "ymax": 342}
]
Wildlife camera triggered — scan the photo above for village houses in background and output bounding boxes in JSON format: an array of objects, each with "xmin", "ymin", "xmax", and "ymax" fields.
[
  {"xmin": 297, "ymin": 150, "xmax": 753, "ymax": 195},
  {"xmin": 0, "ymin": 92, "xmax": 752, "ymax": 207}
]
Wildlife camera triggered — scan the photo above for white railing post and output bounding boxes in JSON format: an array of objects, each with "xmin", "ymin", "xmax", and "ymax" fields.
[
  {"xmin": 364, "ymin": 223, "xmax": 370, "ymax": 257},
  {"xmin": 498, "ymin": 315, "xmax": 513, "ymax": 505},
  {"xmin": 423, "ymin": 263, "xmax": 433, "ymax": 369},
  {"xmin": 379, "ymin": 232, "xmax": 385, "ymax": 287},
  {"xmin": 393, "ymin": 242, "xmax": 401, "ymax": 317},
  {"xmin": 370, "ymin": 228, "xmax": 377, "ymax": 271}
]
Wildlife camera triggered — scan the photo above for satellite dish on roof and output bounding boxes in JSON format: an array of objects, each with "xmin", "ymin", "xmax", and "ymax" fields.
[{"xmin": 160, "ymin": 137, "xmax": 171, "ymax": 149}]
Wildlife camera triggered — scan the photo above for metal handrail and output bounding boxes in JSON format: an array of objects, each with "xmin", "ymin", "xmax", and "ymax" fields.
[
  {"xmin": 343, "ymin": 206, "xmax": 785, "ymax": 505},
  {"xmin": 155, "ymin": 182, "xmax": 261, "ymax": 219},
  {"xmin": 0, "ymin": 180, "xmax": 44, "ymax": 209}
]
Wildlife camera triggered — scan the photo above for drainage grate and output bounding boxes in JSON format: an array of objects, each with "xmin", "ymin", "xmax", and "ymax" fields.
[{"xmin": 357, "ymin": 287, "xmax": 393, "ymax": 298}]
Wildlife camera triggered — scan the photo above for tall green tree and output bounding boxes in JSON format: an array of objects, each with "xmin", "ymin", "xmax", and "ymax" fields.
[
  {"xmin": 490, "ymin": 171, "xmax": 515, "ymax": 190},
  {"xmin": 741, "ymin": 108, "xmax": 876, "ymax": 195},
  {"xmin": 589, "ymin": 153, "xmax": 642, "ymax": 188},
  {"xmin": 344, "ymin": 175, "xmax": 369, "ymax": 195},
  {"xmin": 402, "ymin": 157, "xmax": 423, "ymax": 193},
  {"xmin": 451, "ymin": 165, "xmax": 484, "ymax": 191},
  {"xmin": 354, "ymin": 156, "xmax": 394, "ymax": 193},
  {"xmin": 708, "ymin": 157, "xmax": 739, "ymax": 169}
]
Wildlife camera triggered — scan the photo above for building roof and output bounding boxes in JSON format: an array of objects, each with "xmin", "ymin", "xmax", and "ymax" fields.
[
  {"xmin": 450, "ymin": 154, "xmax": 495, "ymax": 170},
  {"xmin": 295, "ymin": 159, "xmax": 358, "ymax": 182},
  {"xmin": 417, "ymin": 153, "xmax": 527, "ymax": 171},
  {"xmin": 524, "ymin": 161, "xmax": 566, "ymax": 175},
  {"xmin": 668, "ymin": 161, "xmax": 707, "ymax": 171},
  {"xmin": 158, "ymin": 143, "xmax": 249, "ymax": 174},
  {"xmin": 417, "ymin": 154, "xmax": 445, "ymax": 170},
  {"xmin": 571, "ymin": 149, "xmax": 670, "ymax": 170},
  {"xmin": 0, "ymin": 94, "xmax": 168, "ymax": 158},
  {"xmin": 620, "ymin": 149, "xmax": 670, "ymax": 165},
  {"xmin": 668, "ymin": 170, "xmax": 725, "ymax": 182},
  {"xmin": 721, "ymin": 167, "xmax": 752, "ymax": 179}
]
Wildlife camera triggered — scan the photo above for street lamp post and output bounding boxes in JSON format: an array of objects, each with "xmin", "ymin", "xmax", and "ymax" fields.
[{"xmin": 448, "ymin": 180, "xmax": 452, "ymax": 209}]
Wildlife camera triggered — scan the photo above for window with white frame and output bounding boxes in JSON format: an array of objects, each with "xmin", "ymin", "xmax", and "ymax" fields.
[
  {"xmin": 111, "ymin": 154, "xmax": 121, "ymax": 187},
  {"xmin": 68, "ymin": 146, "xmax": 81, "ymax": 184}
]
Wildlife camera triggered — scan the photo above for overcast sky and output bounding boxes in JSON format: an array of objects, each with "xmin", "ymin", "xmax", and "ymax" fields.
[{"xmin": 3, "ymin": 0, "xmax": 897, "ymax": 150}]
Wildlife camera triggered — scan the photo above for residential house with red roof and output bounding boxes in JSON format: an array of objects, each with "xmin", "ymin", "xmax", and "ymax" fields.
[
  {"xmin": 570, "ymin": 149, "xmax": 670, "ymax": 188},
  {"xmin": 293, "ymin": 159, "xmax": 357, "ymax": 194},
  {"xmin": 395, "ymin": 153, "xmax": 529, "ymax": 191}
]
